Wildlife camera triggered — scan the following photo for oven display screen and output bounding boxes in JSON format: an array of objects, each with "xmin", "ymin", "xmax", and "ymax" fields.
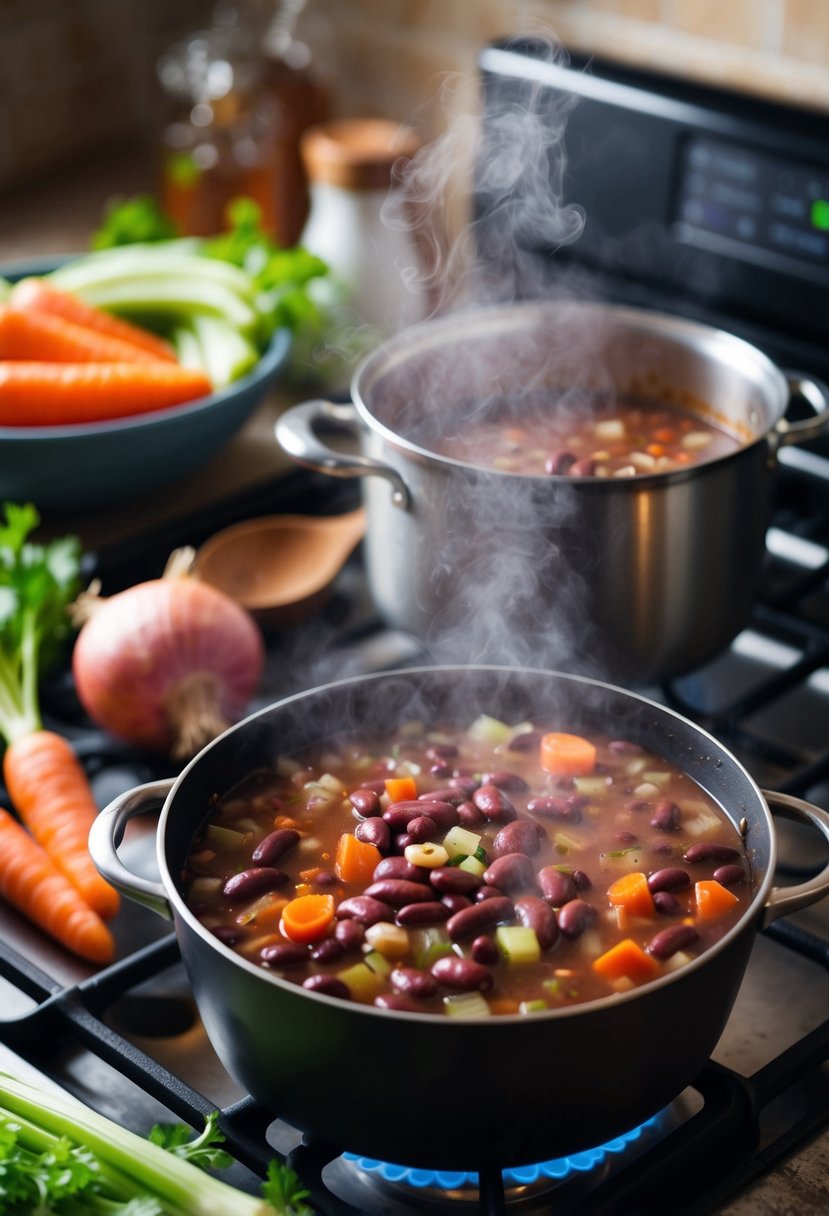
[{"xmin": 675, "ymin": 135, "xmax": 829, "ymax": 269}]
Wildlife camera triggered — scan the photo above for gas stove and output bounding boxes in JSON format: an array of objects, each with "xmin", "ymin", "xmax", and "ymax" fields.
[{"xmin": 3, "ymin": 37, "xmax": 829, "ymax": 1216}]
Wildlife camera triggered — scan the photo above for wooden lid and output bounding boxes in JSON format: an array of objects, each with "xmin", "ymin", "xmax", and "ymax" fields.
[{"xmin": 301, "ymin": 118, "xmax": 421, "ymax": 189}]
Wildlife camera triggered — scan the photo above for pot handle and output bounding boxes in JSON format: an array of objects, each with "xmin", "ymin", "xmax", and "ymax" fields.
[
  {"xmin": 773, "ymin": 373, "xmax": 829, "ymax": 449},
  {"xmin": 275, "ymin": 399, "xmax": 411, "ymax": 509},
  {"xmin": 88, "ymin": 779, "xmax": 175, "ymax": 921},
  {"xmin": 761, "ymin": 789, "xmax": 829, "ymax": 927}
]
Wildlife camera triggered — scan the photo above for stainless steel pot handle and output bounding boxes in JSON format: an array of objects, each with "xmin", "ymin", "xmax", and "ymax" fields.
[
  {"xmin": 275, "ymin": 399, "xmax": 411, "ymax": 509},
  {"xmin": 88, "ymin": 780, "xmax": 175, "ymax": 920},
  {"xmin": 762, "ymin": 789, "xmax": 829, "ymax": 926},
  {"xmin": 773, "ymin": 373, "xmax": 829, "ymax": 449}
]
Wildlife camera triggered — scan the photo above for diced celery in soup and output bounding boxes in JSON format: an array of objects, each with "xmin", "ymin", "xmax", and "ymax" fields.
[{"xmin": 181, "ymin": 714, "xmax": 754, "ymax": 1017}]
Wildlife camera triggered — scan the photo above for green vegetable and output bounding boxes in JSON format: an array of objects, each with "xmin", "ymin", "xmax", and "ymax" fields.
[
  {"xmin": 92, "ymin": 194, "xmax": 179, "ymax": 248},
  {"xmin": 0, "ymin": 502, "xmax": 81, "ymax": 744},
  {"xmin": 495, "ymin": 925, "xmax": 541, "ymax": 965},
  {"xmin": 0, "ymin": 277, "xmax": 11, "ymax": 302},
  {"xmin": 0, "ymin": 1071, "xmax": 313, "ymax": 1214},
  {"xmin": 173, "ymin": 315, "xmax": 259, "ymax": 388}
]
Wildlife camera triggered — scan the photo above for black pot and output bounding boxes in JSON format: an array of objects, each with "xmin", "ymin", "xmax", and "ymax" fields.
[{"xmin": 90, "ymin": 666, "xmax": 829, "ymax": 1170}]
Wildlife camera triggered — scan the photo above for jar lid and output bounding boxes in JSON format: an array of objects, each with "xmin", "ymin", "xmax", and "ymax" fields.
[{"xmin": 301, "ymin": 118, "xmax": 421, "ymax": 190}]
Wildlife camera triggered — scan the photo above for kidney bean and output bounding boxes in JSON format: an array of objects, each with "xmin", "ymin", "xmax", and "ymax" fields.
[
  {"xmin": 222, "ymin": 867, "xmax": 287, "ymax": 901},
  {"xmin": 364, "ymin": 879, "xmax": 436, "ymax": 907},
  {"xmin": 527, "ymin": 795, "xmax": 582, "ymax": 823},
  {"xmin": 572, "ymin": 869, "xmax": 592, "ymax": 891},
  {"xmin": 651, "ymin": 841, "xmax": 675, "ymax": 857},
  {"xmin": 651, "ymin": 799, "xmax": 681, "ymax": 832},
  {"xmin": 493, "ymin": 820, "xmax": 543, "ymax": 858},
  {"xmin": 427, "ymin": 742, "xmax": 459, "ymax": 760},
  {"xmin": 483, "ymin": 853, "xmax": 537, "ymax": 894},
  {"xmin": 653, "ymin": 891, "xmax": 682, "ymax": 915},
  {"xmin": 260, "ymin": 942, "xmax": 308, "ymax": 966},
  {"xmin": 211, "ymin": 925, "xmax": 241, "ymax": 946},
  {"xmin": 374, "ymin": 993, "xmax": 422, "ymax": 1012},
  {"xmin": 396, "ymin": 900, "xmax": 451, "ymax": 926},
  {"xmin": 395, "ymin": 833, "xmax": 414, "ymax": 852},
  {"xmin": 313, "ymin": 869, "xmax": 337, "ymax": 886},
  {"xmin": 625, "ymin": 799, "xmax": 652, "ymax": 814},
  {"xmin": 431, "ymin": 955, "xmax": 494, "ymax": 992},
  {"xmin": 337, "ymin": 895, "xmax": 395, "ymax": 926},
  {"xmin": 359, "ymin": 779, "xmax": 387, "ymax": 795},
  {"xmin": 514, "ymin": 895, "xmax": 559, "ymax": 951},
  {"xmin": 430, "ymin": 866, "xmax": 481, "ymax": 895},
  {"xmin": 557, "ymin": 899, "xmax": 596, "ymax": 939},
  {"xmin": 714, "ymin": 863, "xmax": 747, "ymax": 887},
  {"xmin": 429, "ymin": 762, "xmax": 453, "ymax": 778},
  {"xmin": 310, "ymin": 937, "xmax": 344, "ymax": 963},
  {"xmin": 477, "ymin": 885, "xmax": 505, "ymax": 901},
  {"xmin": 647, "ymin": 924, "xmax": 700, "ymax": 959},
  {"xmin": 684, "ymin": 842, "xmax": 742, "ymax": 865},
  {"xmin": 457, "ymin": 801, "xmax": 487, "ymax": 827},
  {"xmin": 390, "ymin": 965, "xmax": 439, "ymax": 999},
  {"xmin": 538, "ymin": 866, "xmax": 577, "ymax": 906},
  {"xmin": 406, "ymin": 815, "xmax": 439, "ymax": 843},
  {"xmin": 334, "ymin": 919, "xmax": 365, "ymax": 950},
  {"xmin": 470, "ymin": 935, "xmax": 500, "ymax": 965},
  {"xmin": 545, "ymin": 450, "xmax": 577, "ymax": 475},
  {"xmin": 569, "ymin": 457, "xmax": 597, "ymax": 477},
  {"xmin": 441, "ymin": 893, "xmax": 472, "ymax": 915},
  {"xmin": 251, "ymin": 828, "xmax": 300, "ymax": 867},
  {"xmin": 373, "ymin": 856, "xmax": 428, "ymax": 883},
  {"xmin": 608, "ymin": 739, "xmax": 642, "ymax": 754},
  {"xmin": 415, "ymin": 801, "xmax": 459, "ymax": 830},
  {"xmin": 420, "ymin": 787, "xmax": 466, "ymax": 806},
  {"xmin": 648, "ymin": 867, "xmax": 691, "ymax": 894},
  {"xmin": 302, "ymin": 974, "xmax": 351, "ymax": 999},
  {"xmin": 355, "ymin": 816, "xmax": 391, "ymax": 851},
  {"xmin": 482, "ymin": 769, "xmax": 530, "ymax": 792},
  {"xmin": 349, "ymin": 788, "xmax": 381, "ymax": 817},
  {"xmin": 384, "ymin": 806, "xmax": 422, "ymax": 831},
  {"xmin": 472, "ymin": 784, "xmax": 517, "ymax": 822},
  {"xmin": 446, "ymin": 896, "xmax": 514, "ymax": 941},
  {"xmin": 507, "ymin": 729, "xmax": 542, "ymax": 752},
  {"xmin": 614, "ymin": 832, "xmax": 638, "ymax": 846},
  {"xmin": 449, "ymin": 776, "xmax": 480, "ymax": 796}
]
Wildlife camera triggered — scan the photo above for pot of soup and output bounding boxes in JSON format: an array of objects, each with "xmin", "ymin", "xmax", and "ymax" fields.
[
  {"xmin": 89, "ymin": 664, "xmax": 829, "ymax": 1170},
  {"xmin": 276, "ymin": 300, "xmax": 829, "ymax": 682}
]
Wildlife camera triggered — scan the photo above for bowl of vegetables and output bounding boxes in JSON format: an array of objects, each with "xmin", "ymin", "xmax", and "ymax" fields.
[{"xmin": 0, "ymin": 201, "xmax": 329, "ymax": 511}]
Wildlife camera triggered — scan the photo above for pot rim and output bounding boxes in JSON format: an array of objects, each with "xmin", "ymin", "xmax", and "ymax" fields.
[
  {"xmin": 157, "ymin": 663, "xmax": 776, "ymax": 1024},
  {"xmin": 347, "ymin": 299, "xmax": 789, "ymax": 485}
]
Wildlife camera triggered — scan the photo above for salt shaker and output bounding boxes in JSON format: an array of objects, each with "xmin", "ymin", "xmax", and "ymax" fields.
[{"xmin": 299, "ymin": 118, "xmax": 426, "ymax": 334}]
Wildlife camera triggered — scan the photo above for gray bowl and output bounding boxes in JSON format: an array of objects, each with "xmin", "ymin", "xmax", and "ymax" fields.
[{"xmin": 0, "ymin": 258, "xmax": 290, "ymax": 510}]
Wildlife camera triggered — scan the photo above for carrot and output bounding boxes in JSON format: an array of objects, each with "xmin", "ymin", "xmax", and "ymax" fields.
[
  {"xmin": 335, "ymin": 832, "xmax": 382, "ymax": 884},
  {"xmin": 695, "ymin": 879, "xmax": 740, "ymax": 920},
  {"xmin": 0, "ymin": 306, "xmax": 168, "ymax": 365},
  {"xmin": 10, "ymin": 278, "xmax": 176, "ymax": 362},
  {"xmin": 0, "ymin": 361, "xmax": 213, "ymax": 425},
  {"xmin": 385, "ymin": 775, "xmax": 418, "ymax": 802},
  {"xmin": 606, "ymin": 871, "xmax": 656, "ymax": 919},
  {"xmin": 3, "ymin": 730, "xmax": 120, "ymax": 921},
  {"xmin": 0, "ymin": 807, "xmax": 115, "ymax": 964},
  {"xmin": 280, "ymin": 893, "xmax": 336, "ymax": 944},
  {"xmin": 592, "ymin": 937, "xmax": 660, "ymax": 983},
  {"xmin": 539, "ymin": 732, "xmax": 597, "ymax": 777}
]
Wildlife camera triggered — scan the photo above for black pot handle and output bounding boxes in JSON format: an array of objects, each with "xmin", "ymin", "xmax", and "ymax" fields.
[{"xmin": 88, "ymin": 779, "xmax": 175, "ymax": 920}]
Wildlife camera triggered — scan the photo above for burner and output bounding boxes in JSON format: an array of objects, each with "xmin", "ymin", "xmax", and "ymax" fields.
[{"xmin": 322, "ymin": 1111, "xmax": 668, "ymax": 1213}]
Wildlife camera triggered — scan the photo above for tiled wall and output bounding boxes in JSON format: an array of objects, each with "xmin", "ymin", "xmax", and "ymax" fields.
[{"xmin": 1, "ymin": 0, "xmax": 827, "ymax": 195}]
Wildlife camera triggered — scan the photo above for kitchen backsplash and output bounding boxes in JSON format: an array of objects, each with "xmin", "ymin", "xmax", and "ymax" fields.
[{"xmin": 1, "ymin": 0, "xmax": 827, "ymax": 196}]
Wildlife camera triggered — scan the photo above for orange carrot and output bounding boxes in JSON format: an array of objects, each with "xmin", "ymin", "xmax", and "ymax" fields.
[
  {"xmin": 695, "ymin": 879, "xmax": 740, "ymax": 920},
  {"xmin": 592, "ymin": 937, "xmax": 660, "ymax": 983},
  {"xmin": 0, "ymin": 361, "xmax": 213, "ymax": 425},
  {"xmin": 335, "ymin": 832, "xmax": 382, "ymax": 884},
  {"xmin": 10, "ymin": 278, "xmax": 176, "ymax": 361},
  {"xmin": 280, "ymin": 893, "xmax": 336, "ymax": 944},
  {"xmin": 0, "ymin": 807, "xmax": 115, "ymax": 964},
  {"xmin": 3, "ymin": 730, "xmax": 120, "ymax": 920},
  {"xmin": 385, "ymin": 775, "xmax": 418, "ymax": 802},
  {"xmin": 540, "ymin": 732, "xmax": 597, "ymax": 777},
  {"xmin": 0, "ymin": 306, "xmax": 168, "ymax": 365},
  {"xmin": 607, "ymin": 871, "xmax": 656, "ymax": 919}
]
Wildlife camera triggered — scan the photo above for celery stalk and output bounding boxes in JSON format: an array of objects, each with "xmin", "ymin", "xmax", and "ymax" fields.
[
  {"xmin": 0, "ymin": 1072, "xmax": 272, "ymax": 1215},
  {"xmin": 52, "ymin": 274, "xmax": 259, "ymax": 336},
  {"xmin": 51, "ymin": 244, "xmax": 257, "ymax": 301}
]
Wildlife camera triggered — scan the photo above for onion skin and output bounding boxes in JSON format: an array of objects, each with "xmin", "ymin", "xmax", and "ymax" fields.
[{"xmin": 72, "ymin": 577, "xmax": 265, "ymax": 757}]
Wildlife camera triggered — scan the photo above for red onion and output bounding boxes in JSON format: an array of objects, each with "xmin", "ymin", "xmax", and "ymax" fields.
[{"xmin": 72, "ymin": 562, "xmax": 265, "ymax": 758}]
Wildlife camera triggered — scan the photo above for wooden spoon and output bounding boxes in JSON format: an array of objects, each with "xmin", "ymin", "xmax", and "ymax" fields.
[{"xmin": 194, "ymin": 507, "xmax": 366, "ymax": 628}]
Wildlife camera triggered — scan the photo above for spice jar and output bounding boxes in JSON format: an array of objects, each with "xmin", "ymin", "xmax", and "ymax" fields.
[{"xmin": 299, "ymin": 119, "xmax": 426, "ymax": 334}]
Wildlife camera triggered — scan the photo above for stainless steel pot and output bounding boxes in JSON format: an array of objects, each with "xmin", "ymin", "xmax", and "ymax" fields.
[
  {"xmin": 89, "ymin": 664, "xmax": 829, "ymax": 1170},
  {"xmin": 275, "ymin": 301, "xmax": 829, "ymax": 683}
]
